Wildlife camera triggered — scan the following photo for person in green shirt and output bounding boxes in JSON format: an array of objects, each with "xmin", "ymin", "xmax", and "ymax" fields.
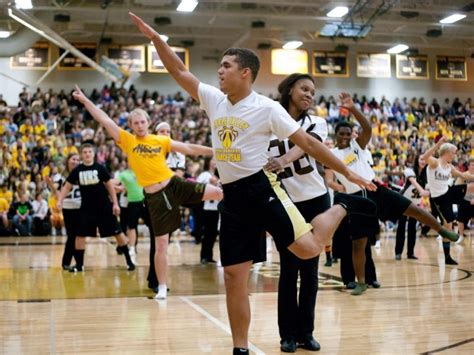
[{"xmin": 117, "ymin": 163, "xmax": 145, "ymax": 257}]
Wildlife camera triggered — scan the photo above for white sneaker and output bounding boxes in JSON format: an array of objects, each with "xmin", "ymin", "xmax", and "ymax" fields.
[
  {"xmin": 155, "ymin": 286, "xmax": 167, "ymax": 300},
  {"xmin": 129, "ymin": 246, "xmax": 136, "ymax": 256},
  {"xmin": 375, "ymin": 240, "xmax": 381, "ymax": 249},
  {"xmin": 455, "ymin": 235, "xmax": 464, "ymax": 245}
]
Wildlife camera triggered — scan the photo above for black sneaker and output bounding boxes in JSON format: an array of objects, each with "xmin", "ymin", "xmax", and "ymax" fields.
[
  {"xmin": 62, "ymin": 265, "xmax": 70, "ymax": 270},
  {"xmin": 127, "ymin": 263, "xmax": 136, "ymax": 271},
  {"xmin": 69, "ymin": 265, "xmax": 84, "ymax": 272},
  {"xmin": 346, "ymin": 281, "xmax": 357, "ymax": 289},
  {"xmin": 324, "ymin": 259, "xmax": 332, "ymax": 267},
  {"xmin": 395, "ymin": 254, "xmax": 402, "ymax": 260},
  {"xmin": 280, "ymin": 338, "xmax": 297, "ymax": 353},
  {"xmin": 445, "ymin": 256, "xmax": 458, "ymax": 265},
  {"xmin": 334, "ymin": 193, "xmax": 377, "ymax": 217},
  {"xmin": 370, "ymin": 281, "xmax": 381, "ymax": 288},
  {"xmin": 298, "ymin": 336, "xmax": 321, "ymax": 351},
  {"xmin": 407, "ymin": 255, "xmax": 418, "ymax": 260}
]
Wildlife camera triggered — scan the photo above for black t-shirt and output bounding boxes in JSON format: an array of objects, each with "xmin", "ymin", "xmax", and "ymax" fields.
[{"xmin": 67, "ymin": 163, "xmax": 111, "ymax": 208}]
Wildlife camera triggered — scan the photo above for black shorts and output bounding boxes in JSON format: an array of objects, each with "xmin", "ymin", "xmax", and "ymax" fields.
[
  {"xmin": 145, "ymin": 176, "xmax": 206, "ymax": 236},
  {"xmin": 63, "ymin": 208, "xmax": 81, "ymax": 238},
  {"xmin": 457, "ymin": 199, "xmax": 474, "ymax": 224},
  {"xmin": 294, "ymin": 193, "xmax": 331, "ymax": 222},
  {"xmin": 355, "ymin": 183, "xmax": 411, "ymax": 223},
  {"xmin": 219, "ymin": 170, "xmax": 312, "ymax": 267},
  {"xmin": 431, "ymin": 185, "xmax": 467, "ymax": 224},
  {"xmin": 127, "ymin": 201, "xmax": 144, "ymax": 230},
  {"xmin": 77, "ymin": 203, "xmax": 122, "ymax": 238}
]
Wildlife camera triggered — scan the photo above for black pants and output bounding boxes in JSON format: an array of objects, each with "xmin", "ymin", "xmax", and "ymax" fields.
[
  {"xmin": 191, "ymin": 202, "xmax": 204, "ymax": 243},
  {"xmin": 395, "ymin": 215, "xmax": 416, "ymax": 256},
  {"xmin": 200, "ymin": 210, "xmax": 219, "ymax": 261},
  {"xmin": 335, "ymin": 233, "xmax": 377, "ymax": 285},
  {"xmin": 277, "ymin": 193, "xmax": 330, "ymax": 342},
  {"xmin": 62, "ymin": 209, "xmax": 80, "ymax": 267},
  {"xmin": 278, "ymin": 250, "xmax": 319, "ymax": 341},
  {"xmin": 143, "ymin": 202, "xmax": 158, "ymax": 288}
]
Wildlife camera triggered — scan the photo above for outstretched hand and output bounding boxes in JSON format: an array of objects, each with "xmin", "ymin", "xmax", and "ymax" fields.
[
  {"xmin": 129, "ymin": 12, "xmax": 159, "ymax": 40},
  {"xmin": 339, "ymin": 92, "xmax": 354, "ymax": 109},
  {"xmin": 346, "ymin": 170, "xmax": 377, "ymax": 191},
  {"xmin": 72, "ymin": 85, "xmax": 88, "ymax": 104}
]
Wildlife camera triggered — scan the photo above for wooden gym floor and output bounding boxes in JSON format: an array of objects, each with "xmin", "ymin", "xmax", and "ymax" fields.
[{"xmin": 0, "ymin": 232, "xmax": 473, "ymax": 354}]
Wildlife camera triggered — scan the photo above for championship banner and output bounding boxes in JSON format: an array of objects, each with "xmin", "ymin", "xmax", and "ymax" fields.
[
  {"xmin": 357, "ymin": 53, "xmax": 391, "ymax": 78},
  {"xmin": 435, "ymin": 56, "xmax": 467, "ymax": 81},
  {"xmin": 107, "ymin": 45, "xmax": 146, "ymax": 73},
  {"xmin": 396, "ymin": 55, "xmax": 429, "ymax": 79},
  {"xmin": 10, "ymin": 43, "xmax": 50, "ymax": 70},
  {"xmin": 147, "ymin": 46, "xmax": 189, "ymax": 73},
  {"xmin": 312, "ymin": 51, "xmax": 349, "ymax": 77},
  {"xmin": 59, "ymin": 44, "xmax": 97, "ymax": 70}
]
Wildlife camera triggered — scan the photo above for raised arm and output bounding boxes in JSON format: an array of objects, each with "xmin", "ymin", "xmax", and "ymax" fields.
[
  {"xmin": 420, "ymin": 137, "xmax": 445, "ymax": 168},
  {"xmin": 171, "ymin": 140, "xmax": 213, "ymax": 157},
  {"xmin": 451, "ymin": 167, "xmax": 474, "ymax": 182},
  {"xmin": 289, "ymin": 129, "xmax": 377, "ymax": 191},
  {"xmin": 340, "ymin": 92, "xmax": 371, "ymax": 149},
  {"xmin": 130, "ymin": 13, "xmax": 200, "ymax": 101},
  {"xmin": 72, "ymin": 85, "xmax": 120, "ymax": 141}
]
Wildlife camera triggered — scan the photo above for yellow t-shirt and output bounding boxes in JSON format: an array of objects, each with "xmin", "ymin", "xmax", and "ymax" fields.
[
  {"xmin": 0, "ymin": 191, "xmax": 12, "ymax": 204},
  {"xmin": 117, "ymin": 129, "xmax": 174, "ymax": 187},
  {"xmin": 0, "ymin": 197, "xmax": 9, "ymax": 213}
]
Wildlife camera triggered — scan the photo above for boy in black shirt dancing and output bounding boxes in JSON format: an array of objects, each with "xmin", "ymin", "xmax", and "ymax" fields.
[{"xmin": 58, "ymin": 143, "xmax": 134, "ymax": 272}]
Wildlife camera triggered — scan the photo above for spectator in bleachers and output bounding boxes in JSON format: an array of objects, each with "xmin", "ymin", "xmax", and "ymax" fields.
[{"xmin": 12, "ymin": 193, "xmax": 33, "ymax": 236}]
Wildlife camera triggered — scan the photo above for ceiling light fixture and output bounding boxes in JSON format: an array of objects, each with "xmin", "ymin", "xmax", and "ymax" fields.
[
  {"xmin": 15, "ymin": 0, "xmax": 33, "ymax": 10},
  {"xmin": 439, "ymin": 14, "xmax": 466, "ymax": 24},
  {"xmin": 0, "ymin": 31, "xmax": 11, "ymax": 38},
  {"xmin": 282, "ymin": 41, "xmax": 303, "ymax": 50},
  {"xmin": 387, "ymin": 44, "xmax": 408, "ymax": 54},
  {"xmin": 327, "ymin": 6, "xmax": 349, "ymax": 18},
  {"xmin": 177, "ymin": 0, "xmax": 198, "ymax": 13}
]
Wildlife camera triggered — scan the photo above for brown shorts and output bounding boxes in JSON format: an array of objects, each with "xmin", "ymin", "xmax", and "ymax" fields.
[{"xmin": 145, "ymin": 176, "xmax": 206, "ymax": 236}]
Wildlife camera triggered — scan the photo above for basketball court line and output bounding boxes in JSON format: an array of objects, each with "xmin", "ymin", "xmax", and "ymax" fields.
[
  {"xmin": 179, "ymin": 296, "xmax": 265, "ymax": 355},
  {"xmin": 420, "ymin": 337, "xmax": 474, "ymax": 354}
]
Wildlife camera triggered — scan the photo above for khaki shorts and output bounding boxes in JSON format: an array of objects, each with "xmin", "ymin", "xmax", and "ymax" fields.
[{"xmin": 145, "ymin": 176, "xmax": 206, "ymax": 236}]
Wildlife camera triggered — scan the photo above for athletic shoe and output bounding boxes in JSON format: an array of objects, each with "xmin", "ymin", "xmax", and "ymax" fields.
[
  {"xmin": 62, "ymin": 265, "xmax": 70, "ymax": 270},
  {"xmin": 116, "ymin": 246, "xmax": 123, "ymax": 255},
  {"xmin": 445, "ymin": 256, "xmax": 458, "ymax": 265},
  {"xmin": 298, "ymin": 336, "xmax": 321, "ymax": 351},
  {"xmin": 127, "ymin": 263, "xmax": 136, "ymax": 271},
  {"xmin": 375, "ymin": 240, "xmax": 381, "ymax": 249},
  {"xmin": 395, "ymin": 254, "xmax": 401, "ymax": 260},
  {"xmin": 370, "ymin": 281, "xmax": 381, "ymax": 288},
  {"xmin": 350, "ymin": 283, "xmax": 367, "ymax": 296},
  {"xmin": 324, "ymin": 259, "xmax": 332, "ymax": 267},
  {"xmin": 346, "ymin": 281, "xmax": 357, "ymax": 289},
  {"xmin": 69, "ymin": 265, "xmax": 84, "ymax": 272},
  {"xmin": 455, "ymin": 235, "xmax": 464, "ymax": 245},
  {"xmin": 280, "ymin": 339, "xmax": 296, "ymax": 353},
  {"xmin": 155, "ymin": 286, "xmax": 167, "ymax": 300},
  {"xmin": 407, "ymin": 255, "xmax": 418, "ymax": 260},
  {"xmin": 333, "ymin": 193, "xmax": 377, "ymax": 217}
]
